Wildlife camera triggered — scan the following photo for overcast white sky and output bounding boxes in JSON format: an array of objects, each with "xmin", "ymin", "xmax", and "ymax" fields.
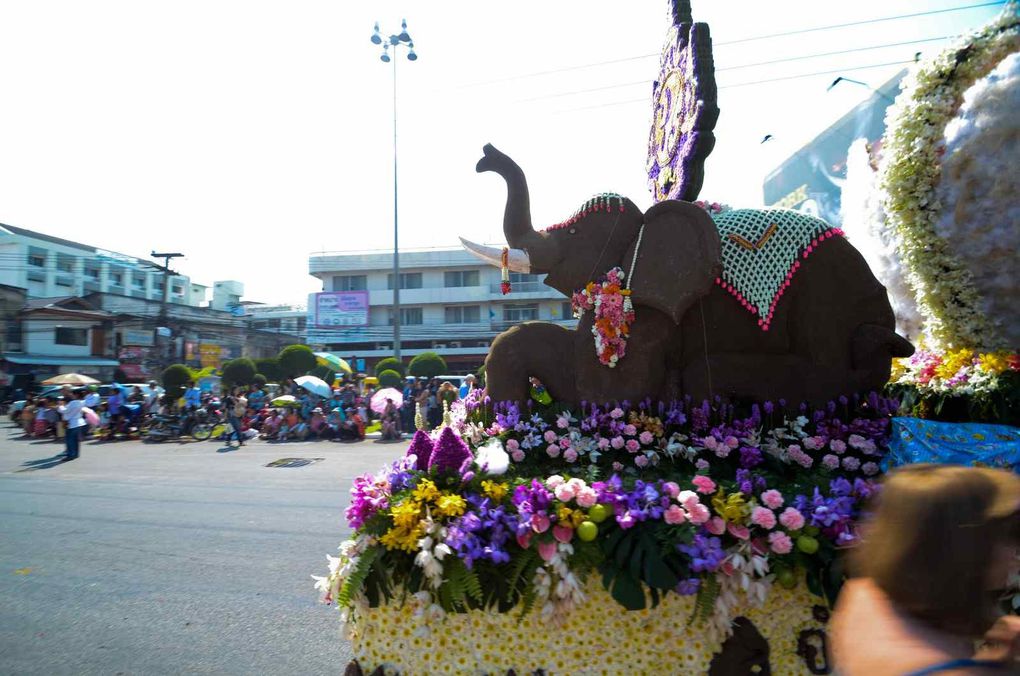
[{"xmin": 0, "ymin": 1, "xmax": 1003, "ymax": 304}]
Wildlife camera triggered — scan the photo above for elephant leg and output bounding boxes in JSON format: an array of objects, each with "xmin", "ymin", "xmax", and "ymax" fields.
[{"xmin": 485, "ymin": 322, "xmax": 577, "ymax": 405}]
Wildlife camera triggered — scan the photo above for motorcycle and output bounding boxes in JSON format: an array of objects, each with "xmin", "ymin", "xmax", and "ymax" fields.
[{"xmin": 142, "ymin": 408, "xmax": 220, "ymax": 442}]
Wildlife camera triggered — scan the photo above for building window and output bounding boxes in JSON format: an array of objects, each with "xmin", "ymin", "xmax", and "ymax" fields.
[
  {"xmin": 55, "ymin": 327, "xmax": 88, "ymax": 346},
  {"xmin": 172, "ymin": 285, "xmax": 183, "ymax": 295},
  {"xmin": 331, "ymin": 274, "xmax": 367, "ymax": 291},
  {"xmin": 509, "ymin": 272, "xmax": 540, "ymax": 284},
  {"xmin": 27, "ymin": 253, "xmax": 46, "ymax": 267},
  {"xmin": 109, "ymin": 272, "xmax": 123, "ymax": 285},
  {"xmin": 387, "ymin": 272, "xmax": 423, "ymax": 290},
  {"xmin": 296, "ymin": 317, "xmax": 307, "ymax": 331},
  {"xmin": 502, "ymin": 303, "xmax": 538, "ymax": 322},
  {"xmin": 55, "ymin": 279, "xmax": 72, "ymax": 288},
  {"xmin": 444, "ymin": 270, "xmax": 480, "ymax": 288},
  {"xmin": 85, "ymin": 267, "xmax": 99, "ymax": 279},
  {"xmin": 133, "ymin": 278, "xmax": 145, "ymax": 289},
  {"xmin": 445, "ymin": 305, "xmax": 480, "ymax": 323},
  {"xmin": 388, "ymin": 307, "xmax": 423, "ymax": 325}
]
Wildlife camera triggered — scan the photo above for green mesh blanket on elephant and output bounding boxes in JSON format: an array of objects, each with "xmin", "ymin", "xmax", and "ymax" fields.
[{"xmin": 708, "ymin": 208, "xmax": 843, "ymax": 331}]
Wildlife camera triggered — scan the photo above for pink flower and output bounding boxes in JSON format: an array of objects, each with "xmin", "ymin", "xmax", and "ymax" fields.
[
  {"xmin": 714, "ymin": 445, "xmax": 732, "ymax": 459},
  {"xmin": 707, "ymin": 516, "xmax": 726, "ymax": 535},
  {"xmin": 563, "ymin": 449, "xmax": 578, "ymax": 463},
  {"xmin": 822, "ymin": 454, "xmax": 840, "ymax": 470},
  {"xmin": 610, "ymin": 436, "xmax": 625, "ymax": 450},
  {"xmin": 728, "ymin": 522, "xmax": 751, "ymax": 540},
  {"xmin": 546, "ymin": 444, "xmax": 560, "ymax": 458},
  {"xmin": 575, "ymin": 487, "xmax": 598, "ymax": 508},
  {"xmin": 830, "ymin": 439, "xmax": 847, "ymax": 454},
  {"xmin": 768, "ymin": 531, "xmax": 793, "ymax": 555},
  {"xmin": 761, "ymin": 489, "xmax": 784, "ymax": 510},
  {"xmin": 537, "ymin": 540, "xmax": 557, "ymax": 562},
  {"xmin": 750, "ymin": 506, "xmax": 777, "ymax": 530},
  {"xmin": 597, "ymin": 437, "xmax": 610, "ymax": 451},
  {"xmin": 545, "ymin": 475, "xmax": 565, "ymax": 489},
  {"xmin": 848, "ymin": 434, "xmax": 867, "ymax": 450},
  {"xmin": 623, "ymin": 424, "xmax": 637, "ymax": 436},
  {"xmin": 552, "ymin": 525, "xmax": 573, "ymax": 543},
  {"xmin": 664, "ymin": 505, "xmax": 687, "ymax": 525},
  {"xmin": 612, "ymin": 462, "xmax": 624, "ymax": 472},
  {"xmin": 554, "ymin": 483, "xmax": 576, "ymax": 502},
  {"xmin": 625, "ymin": 439, "xmax": 640, "ymax": 453},
  {"xmin": 862, "ymin": 462, "xmax": 880, "ymax": 476},
  {"xmin": 556, "ymin": 416, "xmax": 569, "ymax": 429},
  {"xmin": 543, "ymin": 430, "xmax": 557, "ymax": 444},
  {"xmin": 511, "ymin": 449, "xmax": 525, "ymax": 463},
  {"xmin": 532, "ymin": 513, "xmax": 551, "ymax": 533},
  {"xmin": 842, "ymin": 457, "xmax": 861, "ymax": 472},
  {"xmin": 634, "ymin": 455, "xmax": 649, "ymax": 468},
  {"xmin": 779, "ymin": 507, "xmax": 805, "ymax": 531},
  {"xmin": 516, "ymin": 531, "xmax": 532, "ymax": 549},
  {"xmin": 695, "ymin": 459, "xmax": 710, "ymax": 471},
  {"xmin": 677, "ymin": 490, "xmax": 698, "ymax": 509},
  {"xmin": 558, "ymin": 435, "xmax": 572, "ymax": 449},
  {"xmin": 687, "ymin": 502, "xmax": 711, "ymax": 524},
  {"xmin": 702, "ymin": 436, "xmax": 719, "ymax": 451},
  {"xmin": 609, "ymin": 407, "xmax": 624, "ymax": 419},
  {"xmin": 639, "ymin": 431, "xmax": 654, "ymax": 445},
  {"xmin": 662, "ymin": 482, "xmax": 680, "ymax": 499},
  {"xmin": 505, "ymin": 438, "xmax": 519, "ymax": 452},
  {"xmin": 692, "ymin": 475, "xmax": 716, "ymax": 494},
  {"xmin": 803, "ymin": 436, "xmax": 825, "ymax": 451},
  {"xmin": 724, "ymin": 436, "xmax": 740, "ymax": 449}
]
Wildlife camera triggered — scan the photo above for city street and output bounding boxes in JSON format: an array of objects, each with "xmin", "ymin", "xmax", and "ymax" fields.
[{"xmin": 0, "ymin": 423, "xmax": 403, "ymax": 675}]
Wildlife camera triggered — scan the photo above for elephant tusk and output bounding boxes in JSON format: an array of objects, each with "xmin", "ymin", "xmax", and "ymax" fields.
[{"xmin": 459, "ymin": 238, "xmax": 531, "ymax": 273}]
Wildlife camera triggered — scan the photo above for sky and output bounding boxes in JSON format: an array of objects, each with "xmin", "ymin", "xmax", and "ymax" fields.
[{"xmin": 0, "ymin": 1, "xmax": 1005, "ymax": 305}]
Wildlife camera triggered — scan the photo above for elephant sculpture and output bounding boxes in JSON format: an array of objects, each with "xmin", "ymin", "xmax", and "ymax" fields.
[{"xmin": 462, "ymin": 144, "xmax": 914, "ymax": 406}]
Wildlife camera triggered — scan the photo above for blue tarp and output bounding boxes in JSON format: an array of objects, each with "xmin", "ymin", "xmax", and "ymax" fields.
[{"xmin": 887, "ymin": 417, "xmax": 1020, "ymax": 471}]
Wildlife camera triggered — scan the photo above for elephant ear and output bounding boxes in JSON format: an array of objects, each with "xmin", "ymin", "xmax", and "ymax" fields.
[{"xmin": 623, "ymin": 201, "xmax": 722, "ymax": 324}]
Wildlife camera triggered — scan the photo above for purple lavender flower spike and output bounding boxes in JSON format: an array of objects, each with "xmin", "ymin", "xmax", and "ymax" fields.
[
  {"xmin": 429, "ymin": 427, "xmax": 473, "ymax": 475},
  {"xmin": 406, "ymin": 430, "xmax": 435, "ymax": 472}
]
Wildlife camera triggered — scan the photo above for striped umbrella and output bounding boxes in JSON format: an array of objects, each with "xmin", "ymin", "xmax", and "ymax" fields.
[{"xmin": 314, "ymin": 352, "xmax": 352, "ymax": 374}]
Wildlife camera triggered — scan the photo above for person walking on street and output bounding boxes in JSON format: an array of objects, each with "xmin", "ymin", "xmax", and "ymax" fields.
[
  {"xmin": 224, "ymin": 387, "xmax": 247, "ymax": 447},
  {"xmin": 59, "ymin": 389, "xmax": 86, "ymax": 461}
]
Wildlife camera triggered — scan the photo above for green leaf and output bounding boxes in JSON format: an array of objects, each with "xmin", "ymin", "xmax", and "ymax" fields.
[
  {"xmin": 609, "ymin": 571, "xmax": 646, "ymax": 611},
  {"xmin": 336, "ymin": 547, "xmax": 379, "ymax": 609}
]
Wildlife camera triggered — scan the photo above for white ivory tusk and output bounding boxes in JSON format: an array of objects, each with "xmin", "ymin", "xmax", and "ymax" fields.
[{"xmin": 458, "ymin": 237, "xmax": 531, "ymax": 273}]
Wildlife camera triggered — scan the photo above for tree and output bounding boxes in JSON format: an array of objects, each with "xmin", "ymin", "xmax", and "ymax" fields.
[
  {"xmin": 374, "ymin": 357, "xmax": 405, "ymax": 377},
  {"xmin": 161, "ymin": 364, "xmax": 192, "ymax": 403},
  {"xmin": 277, "ymin": 344, "xmax": 316, "ymax": 378},
  {"xmin": 253, "ymin": 373, "xmax": 267, "ymax": 388},
  {"xmin": 221, "ymin": 358, "xmax": 257, "ymax": 389},
  {"xmin": 408, "ymin": 351, "xmax": 447, "ymax": 378},
  {"xmin": 377, "ymin": 369, "xmax": 403, "ymax": 389},
  {"xmin": 254, "ymin": 357, "xmax": 283, "ymax": 382}
]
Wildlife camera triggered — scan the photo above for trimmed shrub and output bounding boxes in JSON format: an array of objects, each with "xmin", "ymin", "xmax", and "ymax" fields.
[
  {"xmin": 377, "ymin": 369, "xmax": 403, "ymax": 389},
  {"xmin": 222, "ymin": 358, "xmax": 257, "ymax": 388},
  {"xmin": 254, "ymin": 357, "xmax": 283, "ymax": 382},
  {"xmin": 278, "ymin": 344, "xmax": 316, "ymax": 378},
  {"xmin": 253, "ymin": 373, "xmax": 267, "ymax": 388},
  {"xmin": 161, "ymin": 364, "xmax": 192, "ymax": 403},
  {"xmin": 408, "ymin": 352, "xmax": 447, "ymax": 379},
  {"xmin": 374, "ymin": 357, "xmax": 405, "ymax": 377}
]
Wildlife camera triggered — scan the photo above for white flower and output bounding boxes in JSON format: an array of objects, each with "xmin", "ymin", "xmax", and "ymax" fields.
[{"xmin": 474, "ymin": 437, "xmax": 510, "ymax": 475}]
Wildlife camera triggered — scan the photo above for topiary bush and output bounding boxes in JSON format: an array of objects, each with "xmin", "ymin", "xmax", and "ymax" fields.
[
  {"xmin": 221, "ymin": 358, "xmax": 257, "ymax": 389},
  {"xmin": 161, "ymin": 364, "xmax": 192, "ymax": 403},
  {"xmin": 278, "ymin": 344, "xmax": 316, "ymax": 378},
  {"xmin": 253, "ymin": 373, "xmax": 267, "ymax": 388},
  {"xmin": 377, "ymin": 369, "xmax": 403, "ymax": 389},
  {"xmin": 254, "ymin": 357, "xmax": 283, "ymax": 382},
  {"xmin": 408, "ymin": 351, "xmax": 447, "ymax": 379},
  {"xmin": 374, "ymin": 357, "xmax": 405, "ymax": 377}
]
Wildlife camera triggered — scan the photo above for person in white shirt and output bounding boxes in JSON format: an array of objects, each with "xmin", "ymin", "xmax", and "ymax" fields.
[
  {"xmin": 58, "ymin": 389, "xmax": 86, "ymax": 461},
  {"xmin": 144, "ymin": 381, "xmax": 160, "ymax": 413}
]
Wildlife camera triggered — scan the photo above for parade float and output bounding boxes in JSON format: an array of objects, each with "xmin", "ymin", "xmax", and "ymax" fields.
[{"xmin": 318, "ymin": 3, "xmax": 1020, "ymax": 673}]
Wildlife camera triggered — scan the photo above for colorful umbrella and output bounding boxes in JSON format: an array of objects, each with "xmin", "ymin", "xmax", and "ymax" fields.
[
  {"xmin": 295, "ymin": 375, "xmax": 331, "ymax": 398},
  {"xmin": 270, "ymin": 395, "xmax": 298, "ymax": 407},
  {"xmin": 41, "ymin": 373, "xmax": 100, "ymax": 386},
  {"xmin": 370, "ymin": 387, "xmax": 404, "ymax": 414},
  {"xmin": 314, "ymin": 352, "xmax": 352, "ymax": 374}
]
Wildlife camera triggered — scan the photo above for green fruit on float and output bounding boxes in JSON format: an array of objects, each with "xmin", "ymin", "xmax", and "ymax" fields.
[
  {"xmin": 587, "ymin": 504, "xmax": 611, "ymax": 523},
  {"xmin": 796, "ymin": 535, "xmax": 820, "ymax": 555},
  {"xmin": 804, "ymin": 525, "xmax": 820, "ymax": 536},
  {"xmin": 776, "ymin": 568, "xmax": 797, "ymax": 589},
  {"xmin": 577, "ymin": 521, "xmax": 598, "ymax": 542}
]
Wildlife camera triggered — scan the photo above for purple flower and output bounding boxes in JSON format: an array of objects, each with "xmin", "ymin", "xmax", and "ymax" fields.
[
  {"xmin": 678, "ymin": 533, "xmax": 726, "ymax": 573},
  {"xmin": 346, "ymin": 473, "xmax": 389, "ymax": 530},
  {"xmin": 406, "ymin": 430, "xmax": 434, "ymax": 472},
  {"xmin": 676, "ymin": 578, "xmax": 701, "ymax": 596},
  {"xmin": 739, "ymin": 446, "xmax": 763, "ymax": 468},
  {"xmin": 429, "ymin": 427, "xmax": 472, "ymax": 475}
]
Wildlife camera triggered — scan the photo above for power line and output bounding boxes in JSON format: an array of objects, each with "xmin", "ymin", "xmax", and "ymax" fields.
[{"xmin": 459, "ymin": 1, "xmax": 1003, "ymax": 88}]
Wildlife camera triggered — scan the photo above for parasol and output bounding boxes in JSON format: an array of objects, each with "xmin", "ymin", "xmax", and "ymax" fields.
[{"xmin": 370, "ymin": 387, "xmax": 404, "ymax": 414}]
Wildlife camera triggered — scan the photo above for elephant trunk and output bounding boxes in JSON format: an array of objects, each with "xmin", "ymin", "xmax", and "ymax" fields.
[{"xmin": 476, "ymin": 143, "xmax": 534, "ymax": 247}]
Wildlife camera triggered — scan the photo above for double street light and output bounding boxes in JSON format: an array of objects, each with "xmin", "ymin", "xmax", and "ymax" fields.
[{"xmin": 372, "ymin": 19, "xmax": 417, "ymax": 361}]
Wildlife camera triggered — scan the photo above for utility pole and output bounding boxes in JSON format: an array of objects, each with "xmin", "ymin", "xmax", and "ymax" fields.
[{"xmin": 151, "ymin": 251, "xmax": 183, "ymax": 367}]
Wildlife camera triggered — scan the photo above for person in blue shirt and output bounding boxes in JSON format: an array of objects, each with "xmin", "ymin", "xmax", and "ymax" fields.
[
  {"xmin": 458, "ymin": 373, "xmax": 477, "ymax": 400},
  {"xmin": 247, "ymin": 384, "xmax": 266, "ymax": 411},
  {"xmin": 184, "ymin": 381, "xmax": 202, "ymax": 411}
]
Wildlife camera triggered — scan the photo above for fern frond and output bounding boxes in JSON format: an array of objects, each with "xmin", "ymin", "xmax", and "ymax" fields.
[{"xmin": 337, "ymin": 547, "xmax": 379, "ymax": 609}]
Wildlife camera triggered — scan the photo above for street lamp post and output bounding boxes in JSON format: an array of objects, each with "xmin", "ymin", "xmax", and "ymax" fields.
[{"xmin": 372, "ymin": 19, "xmax": 417, "ymax": 362}]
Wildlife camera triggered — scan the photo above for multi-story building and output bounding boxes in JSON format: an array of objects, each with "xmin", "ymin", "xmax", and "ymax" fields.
[
  {"xmin": 307, "ymin": 246, "xmax": 577, "ymax": 373},
  {"xmin": 243, "ymin": 302, "xmax": 306, "ymax": 359}
]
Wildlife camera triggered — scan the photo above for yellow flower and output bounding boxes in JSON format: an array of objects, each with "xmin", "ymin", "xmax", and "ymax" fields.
[
  {"xmin": 413, "ymin": 479, "xmax": 440, "ymax": 504},
  {"xmin": 979, "ymin": 351, "xmax": 1010, "ymax": 375},
  {"xmin": 434, "ymin": 494, "xmax": 466, "ymax": 518},
  {"xmin": 481, "ymin": 480, "xmax": 508, "ymax": 502},
  {"xmin": 390, "ymin": 499, "xmax": 422, "ymax": 530},
  {"xmin": 935, "ymin": 348, "xmax": 974, "ymax": 380},
  {"xmin": 380, "ymin": 522, "xmax": 425, "ymax": 552},
  {"xmin": 712, "ymin": 489, "xmax": 749, "ymax": 523}
]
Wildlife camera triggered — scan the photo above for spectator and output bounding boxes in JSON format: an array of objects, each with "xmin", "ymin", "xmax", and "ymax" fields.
[
  {"xmin": 309, "ymin": 407, "xmax": 327, "ymax": 439},
  {"xmin": 105, "ymin": 388, "xmax": 124, "ymax": 439},
  {"xmin": 20, "ymin": 398, "xmax": 37, "ymax": 435},
  {"xmin": 58, "ymin": 389, "xmax": 86, "ymax": 461},
  {"xmin": 129, "ymin": 385, "xmax": 145, "ymax": 404},
  {"xmin": 247, "ymin": 383, "xmax": 266, "ymax": 411},
  {"xmin": 439, "ymin": 381, "xmax": 458, "ymax": 410},
  {"xmin": 325, "ymin": 407, "xmax": 344, "ymax": 440},
  {"xmin": 83, "ymin": 385, "xmax": 101, "ymax": 409},
  {"xmin": 144, "ymin": 381, "xmax": 160, "ymax": 413},
  {"xmin": 184, "ymin": 381, "xmax": 202, "ymax": 411},
  {"xmin": 459, "ymin": 373, "xmax": 477, "ymax": 399},
  {"xmin": 223, "ymin": 387, "xmax": 247, "ymax": 447},
  {"xmin": 831, "ymin": 464, "xmax": 1020, "ymax": 675}
]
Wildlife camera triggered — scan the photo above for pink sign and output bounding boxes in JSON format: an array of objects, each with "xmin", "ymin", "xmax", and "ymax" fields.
[{"xmin": 315, "ymin": 291, "xmax": 369, "ymax": 328}]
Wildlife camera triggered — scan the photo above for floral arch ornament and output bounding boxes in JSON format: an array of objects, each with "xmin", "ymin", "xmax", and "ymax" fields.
[
  {"xmin": 646, "ymin": 0, "xmax": 719, "ymax": 203},
  {"xmin": 878, "ymin": 4, "xmax": 1020, "ymax": 351}
]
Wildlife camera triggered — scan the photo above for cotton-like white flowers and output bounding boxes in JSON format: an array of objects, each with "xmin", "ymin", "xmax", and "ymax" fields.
[{"xmin": 474, "ymin": 437, "xmax": 510, "ymax": 475}]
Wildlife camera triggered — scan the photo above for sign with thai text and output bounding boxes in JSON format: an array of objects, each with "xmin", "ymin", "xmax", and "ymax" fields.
[{"xmin": 314, "ymin": 291, "xmax": 369, "ymax": 327}]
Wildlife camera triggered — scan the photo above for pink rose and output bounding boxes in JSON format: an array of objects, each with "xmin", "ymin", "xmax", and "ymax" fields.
[
  {"xmin": 563, "ymin": 449, "xmax": 578, "ymax": 463},
  {"xmin": 848, "ymin": 434, "xmax": 867, "ymax": 450},
  {"xmin": 610, "ymin": 407, "xmax": 624, "ymax": 419},
  {"xmin": 842, "ymin": 457, "xmax": 861, "ymax": 472},
  {"xmin": 532, "ymin": 513, "xmax": 551, "ymax": 533},
  {"xmin": 623, "ymin": 424, "xmax": 637, "ymax": 436},
  {"xmin": 703, "ymin": 436, "xmax": 719, "ymax": 451},
  {"xmin": 768, "ymin": 531, "xmax": 793, "ymax": 555},
  {"xmin": 554, "ymin": 484, "xmax": 576, "ymax": 502},
  {"xmin": 677, "ymin": 490, "xmax": 698, "ymax": 509},
  {"xmin": 778, "ymin": 507, "xmax": 805, "ymax": 531},
  {"xmin": 506, "ymin": 438, "xmax": 520, "ymax": 452},
  {"xmin": 556, "ymin": 416, "xmax": 569, "ymax": 429},
  {"xmin": 610, "ymin": 436, "xmax": 625, "ymax": 450},
  {"xmin": 634, "ymin": 455, "xmax": 649, "ymax": 468},
  {"xmin": 750, "ymin": 506, "xmax": 776, "ymax": 530},
  {"xmin": 664, "ymin": 505, "xmax": 687, "ymax": 525},
  {"xmin": 728, "ymin": 522, "xmax": 750, "ymax": 540},
  {"xmin": 725, "ymin": 436, "xmax": 739, "ymax": 449},
  {"xmin": 830, "ymin": 439, "xmax": 847, "ymax": 454},
  {"xmin": 639, "ymin": 431, "xmax": 654, "ymax": 445},
  {"xmin": 511, "ymin": 449, "xmax": 525, "ymax": 463},
  {"xmin": 761, "ymin": 489, "xmax": 784, "ymax": 510},
  {"xmin": 822, "ymin": 454, "xmax": 840, "ymax": 470},
  {"xmin": 545, "ymin": 475, "xmax": 565, "ymax": 489},
  {"xmin": 575, "ymin": 487, "xmax": 598, "ymax": 508},
  {"xmin": 597, "ymin": 437, "xmax": 610, "ymax": 451},
  {"xmin": 612, "ymin": 462, "xmax": 624, "ymax": 472},
  {"xmin": 662, "ymin": 482, "xmax": 680, "ymax": 499},
  {"xmin": 558, "ymin": 435, "xmax": 572, "ymax": 449},
  {"xmin": 543, "ymin": 430, "xmax": 557, "ymax": 444},
  {"xmin": 714, "ymin": 445, "xmax": 731, "ymax": 459},
  {"xmin": 687, "ymin": 502, "xmax": 711, "ymax": 525},
  {"xmin": 625, "ymin": 439, "xmax": 640, "ymax": 453},
  {"xmin": 706, "ymin": 516, "xmax": 726, "ymax": 535},
  {"xmin": 862, "ymin": 462, "xmax": 879, "ymax": 476},
  {"xmin": 692, "ymin": 475, "xmax": 717, "ymax": 495},
  {"xmin": 546, "ymin": 444, "xmax": 560, "ymax": 458}
]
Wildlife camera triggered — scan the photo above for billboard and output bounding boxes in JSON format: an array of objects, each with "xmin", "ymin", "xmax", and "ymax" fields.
[{"xmin": 314, "ymin": 291, "xmax": 369, "ymax": 328}]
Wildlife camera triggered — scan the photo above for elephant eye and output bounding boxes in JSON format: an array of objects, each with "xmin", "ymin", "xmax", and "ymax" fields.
[{"xmin": 568, "ymin": 227, "xmax": 577, "ymax": 234}]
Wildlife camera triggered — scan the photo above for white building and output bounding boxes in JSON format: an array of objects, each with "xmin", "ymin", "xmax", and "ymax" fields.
[{"xmin": 307, "ymin": 246, "xmax": 576, "ymax": 373}]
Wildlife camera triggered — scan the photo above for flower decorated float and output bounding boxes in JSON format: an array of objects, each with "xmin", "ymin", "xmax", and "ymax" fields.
[{"xmin": 318, "ymin": 2, "xmax": 1020, "ymax": 673}]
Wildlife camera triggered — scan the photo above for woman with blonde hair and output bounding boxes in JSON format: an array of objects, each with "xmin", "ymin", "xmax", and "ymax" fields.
[{"xmin": 831, "ymin": 464, "xmax": 1020, "ymax": 675}]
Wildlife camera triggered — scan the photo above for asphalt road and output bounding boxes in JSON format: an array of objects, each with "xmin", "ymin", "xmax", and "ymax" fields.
[{"xmin": 0, "ymin": 423, "xmax": 406, "ymax": 675}]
